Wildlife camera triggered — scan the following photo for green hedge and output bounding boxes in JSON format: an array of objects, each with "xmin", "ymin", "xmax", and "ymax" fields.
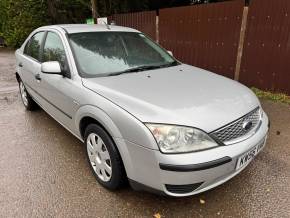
[
  {"xmin": 0, "ymin": 0, "xmax": 48, "ymax": 47},
  {"xmin": 0, "ymin": 0, "xmax": 91, "ymax": 48}
]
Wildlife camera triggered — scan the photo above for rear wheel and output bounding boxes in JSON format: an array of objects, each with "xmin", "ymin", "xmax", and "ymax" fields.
[
  {"xmin": 19, "ymin": 80, "xmax": 38, "ymax": 110},
  {"xmin": 84, "ymin": 124, "xmax": 126, "ymax": 190}
]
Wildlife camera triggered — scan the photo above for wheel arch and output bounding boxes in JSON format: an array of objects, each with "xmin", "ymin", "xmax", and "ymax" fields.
[
  {"xmin": 76, "ymin": 105, "xmax": 123, "ymax": 141},
  {"xmin": 80, "ymin": 116, "xmax": 112, "ymax": 140},
  {"xmin": 76, "ymin": 105, "xmax": 133, "ymax": 178},
  {"xmin": 15, "ymin": 72, "xmax": 20, "ymax": 83}
]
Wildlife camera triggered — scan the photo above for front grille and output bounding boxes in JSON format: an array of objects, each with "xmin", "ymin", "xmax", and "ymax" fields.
[
  {"xmin": 211, "ymin": 107, "xmax": 261, "ymax": 144},
  {"xmin": 165, "ymin": 183, "xmax": 203, "ymax": 194}
]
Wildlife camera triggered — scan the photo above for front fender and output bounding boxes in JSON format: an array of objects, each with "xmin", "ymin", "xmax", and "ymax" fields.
[
  {"xmin": 75, "ymin": 104, "xmax": 123, "ymax": 139},
  {"xmin": 75, "ymin": 104, "xmax": 159, "ymax": 179},
  {"xmin": 75, "ymin": 103, "xmax": 158, "ymax": 151},
  {"xmin": 75, "ymin": 104, "xmax": 135, "ymax": 176}
]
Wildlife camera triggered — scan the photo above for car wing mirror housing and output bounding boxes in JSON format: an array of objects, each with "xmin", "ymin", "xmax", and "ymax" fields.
[{"xmin": 41, "ymin": 61, "xmax": 62, "ymax": 75}]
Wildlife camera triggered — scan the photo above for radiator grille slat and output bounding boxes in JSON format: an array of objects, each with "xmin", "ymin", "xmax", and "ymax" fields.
[{"xmin": 212, "ymin": 107, "xmax": 261, "ymax": 144}]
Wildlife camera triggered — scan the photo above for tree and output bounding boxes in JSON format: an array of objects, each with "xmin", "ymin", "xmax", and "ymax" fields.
[
  {"xmin": 91, "ymin": 0, "xmax": 150, "ymax": 17},
  {"xmin": 91, "ymin": 0, "xmax": 98, "ymax": 23},
  {"xmin": 1, "ymin": 0, "xmax": 48, "ymax": 47},
  {"xmin": 0, "ymin": 0, "xmax": 8, "ymax": 36},
  {"xmin": 46, "ymin": 0, "xmax": 91, "ymax": 24},
  {"xmin": 0, "ymin": 0, "xmax": 239, "ymax": 47},
  {"xmin": 0, "ymin": 0, "xmax": 92, "ymax": 47}
]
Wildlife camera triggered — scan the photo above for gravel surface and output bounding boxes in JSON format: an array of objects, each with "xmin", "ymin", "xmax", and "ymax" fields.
[{"xmin": 0, "ymin": 49, "xmax": 289, "ymax": 217}]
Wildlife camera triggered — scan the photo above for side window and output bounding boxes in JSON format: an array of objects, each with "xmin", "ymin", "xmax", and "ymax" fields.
[
  {"xmin": 23, "ymin": 40, "xmax": 31, "ymax": 55},
  {"xmin": 43, "ymin": 32, "xmax": 66, "ymax": 69},
  {"xmin": 24, "ymin": 32, "xmax": 45, "ymax": 61}
]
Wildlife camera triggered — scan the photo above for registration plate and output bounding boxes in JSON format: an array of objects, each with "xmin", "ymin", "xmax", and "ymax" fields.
[{"xmin": 236, "ymin": 138, "xmax": 266, "ymax": 170}]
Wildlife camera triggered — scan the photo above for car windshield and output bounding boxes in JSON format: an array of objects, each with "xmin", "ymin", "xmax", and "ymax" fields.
[{"xmin": 68, "ymin": 31, "xmax": 178, "ymax": 77}]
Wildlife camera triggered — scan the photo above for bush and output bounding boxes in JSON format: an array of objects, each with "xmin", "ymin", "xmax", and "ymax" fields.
[
  {"xmin": 0, "ymin": 0, "xmax": 92, "ymax": 48},
  {"xmin": 0, "ymin": 0, "xmax": 49, "ymax": 48}
]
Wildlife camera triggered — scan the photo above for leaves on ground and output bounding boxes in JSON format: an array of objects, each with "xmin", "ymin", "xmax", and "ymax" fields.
[
  {"xmin": 199, "ymin": 199, "xmax": 205, "ymax": 204},
  {"xmin": 153, "ymin": 213, "xmax": 161, "ymax": 218},
  {"xmin": 251, "ymin": 87, "xmax": 290, "ymax": 105}
]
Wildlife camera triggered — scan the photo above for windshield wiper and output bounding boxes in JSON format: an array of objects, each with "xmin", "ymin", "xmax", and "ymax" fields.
[
  {"xmin": 107, "ymin": 61, "xmax": 179, "ymax": 76},
  {"xmin": 107, "ymin": 65, "xmax": 163, "ymax": 76},
  {"xmin": 107, "ymin": 61, "xmax": 180, "ymax": 77},
  {"xmin": 157, "ymin": 60, "xmax": 180, "ymax": 68}
]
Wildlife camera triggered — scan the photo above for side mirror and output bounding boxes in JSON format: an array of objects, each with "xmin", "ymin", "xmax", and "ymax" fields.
[
  {"xmin": 167, "ymin": 50, "xmax": 173, "ymax": 56},
  {"xmin": 41, "ymin": 61, "xmax": 62, "ymax": 75}
]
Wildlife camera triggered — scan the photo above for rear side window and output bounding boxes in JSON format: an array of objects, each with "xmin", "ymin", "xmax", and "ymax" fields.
[
  {"xmin": 24, "ymin": 32, "xmax": 45, "ymax": 61},
  {"xmin": 43, "ymin": 32, "xmax": 66, "ymax": 69}
]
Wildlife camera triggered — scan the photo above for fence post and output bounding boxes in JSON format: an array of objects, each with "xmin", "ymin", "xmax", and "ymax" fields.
[
  {"xmin": 234, "ymin": 6, "xmax": 249, "ymax": 81},
  {"xmin": 156, "ymin": 15, "xmax": 159, "ymax": 43}
]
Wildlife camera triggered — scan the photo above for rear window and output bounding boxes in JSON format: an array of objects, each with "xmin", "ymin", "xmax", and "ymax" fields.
[{"xmin": 24, "ymin": 31, "xmax": 45, "ymax": 61}]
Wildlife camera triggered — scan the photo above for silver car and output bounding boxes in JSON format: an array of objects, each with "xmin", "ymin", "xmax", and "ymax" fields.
[{"xmin": 15, "ymin": 24, "xmax": 269, "ymax": 197}]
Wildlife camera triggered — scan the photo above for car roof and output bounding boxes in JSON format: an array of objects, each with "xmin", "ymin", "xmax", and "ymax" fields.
[{"xmin": 41, "ymin": 24, "xmax": 140, "ymax": 34}]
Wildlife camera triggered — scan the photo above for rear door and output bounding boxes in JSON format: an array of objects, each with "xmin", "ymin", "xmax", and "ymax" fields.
[{"xmin": 19, "ymin": 31, "xmax": 46, "ymax": 102}]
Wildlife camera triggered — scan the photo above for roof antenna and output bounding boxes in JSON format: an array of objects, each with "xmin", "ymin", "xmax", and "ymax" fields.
[{"xmin": 103, "ymin": 21, "xmax": 111, "ymax": 30}]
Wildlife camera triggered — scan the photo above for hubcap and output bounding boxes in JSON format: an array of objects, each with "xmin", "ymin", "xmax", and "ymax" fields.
[
  {"xmin": 86, "ymin": 133, "xmax": 112, "ymax": 182},
  {"xmin": 19, "ymin": 82, "xmax": 28, "ymax": 106}
]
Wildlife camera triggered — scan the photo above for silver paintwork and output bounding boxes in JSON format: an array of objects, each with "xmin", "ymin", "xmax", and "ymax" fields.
[
  {"xmin": 15, "ymin": 24, "xmax": 269, "ymax": 197},
  {"xmin": 82, "ymin": 64, "xmax": 260, "ymax": 133},
  {"xmin": 41, "ymin": 61, "xmax": 62, "ymax": 74}
]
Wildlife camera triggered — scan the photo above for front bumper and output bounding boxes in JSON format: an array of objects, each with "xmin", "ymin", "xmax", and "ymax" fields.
[{"xmin": 117, "ymin": 112, "xmax": 269, "ymax": 197}]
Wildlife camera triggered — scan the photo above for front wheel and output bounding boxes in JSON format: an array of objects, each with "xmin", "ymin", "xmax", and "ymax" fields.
[
  {"xmin": 19, "ymin": 80, "xmax": 38, "ymax": 111},
  {"xmin": 84, "ymin": 124, "xmax": 126, "ymax": 190}
]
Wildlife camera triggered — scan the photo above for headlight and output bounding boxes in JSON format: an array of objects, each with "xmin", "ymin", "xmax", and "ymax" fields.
[{"xmin": 146, "ymin": 124, "xmax": 219, "ymax": 153}]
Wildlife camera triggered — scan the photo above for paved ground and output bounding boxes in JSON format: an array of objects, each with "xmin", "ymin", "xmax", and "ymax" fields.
[{"xmin": 0, "ymin": 49, "xmax": 290, "ymax": 218}]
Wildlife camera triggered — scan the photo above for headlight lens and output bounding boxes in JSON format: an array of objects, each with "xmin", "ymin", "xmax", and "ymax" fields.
[{"xmin": 146, "ymin": 124, "xmax": 219, "ymax": 153}]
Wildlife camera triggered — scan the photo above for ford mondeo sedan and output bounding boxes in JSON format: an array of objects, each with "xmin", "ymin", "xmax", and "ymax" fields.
[{"xmin": 15, "ymin": 24, "xmax": 269, "ymax": 197}]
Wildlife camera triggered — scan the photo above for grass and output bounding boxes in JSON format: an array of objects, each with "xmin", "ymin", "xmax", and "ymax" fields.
[{"xmin": 251, "ymin": 87, "xmax": 290, "ymax": 105}]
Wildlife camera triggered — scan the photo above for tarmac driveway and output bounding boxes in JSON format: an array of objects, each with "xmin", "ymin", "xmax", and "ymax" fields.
[{"xmin": 0, "ymin": 49, "xmax": 289, "ymax": 217}]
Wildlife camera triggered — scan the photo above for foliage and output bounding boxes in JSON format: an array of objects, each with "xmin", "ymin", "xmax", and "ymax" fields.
[
  {"xmin": 0, "ymin": 0, "xmax": 237, "ymax": 47},
  {"xmin": 0, "ymin": 0, "xmax": 91, "ymax": 47},
  {"xmin": 252, "ymin": 87, "xmax": 290, "ymax": 105},
  {"xmin": 0, "ymin": 0, "xmax": 48, "ymax": 48},
  {"xmin": 95, "ymin": 0, "xmax": 150, "ymax": 17},
  {"xmin": 47, "ymin": 0, "xmax": 91, "ymax": 24},
  {"xmin": 0, "ymin": 0, "xmax": 7, "ymax": 35}
]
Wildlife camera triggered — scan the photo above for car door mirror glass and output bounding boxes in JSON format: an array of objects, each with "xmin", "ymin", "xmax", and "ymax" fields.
[{"xmin": 41, "ymin": 61, "xmax": 62, "ymax": 74}]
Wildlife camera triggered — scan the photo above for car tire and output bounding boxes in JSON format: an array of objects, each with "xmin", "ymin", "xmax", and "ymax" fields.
[
  {"xmin": 19, "ymin": 80, "xmax": 38, "ymax": 111},
  {"xmin": 84, "ymin": 124, "xmax": 127, "ymax": 190}
]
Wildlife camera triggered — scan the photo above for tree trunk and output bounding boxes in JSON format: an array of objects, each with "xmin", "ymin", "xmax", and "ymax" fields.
[
  {"xmin": 47, "ymin": 0, "xmax": 57, "ymax": 24},
  {"xmin": 91, "ymin": 0, "xmax": 98, "ymax": 23}
]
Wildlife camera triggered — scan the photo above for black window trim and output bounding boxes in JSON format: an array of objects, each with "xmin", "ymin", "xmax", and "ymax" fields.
[
  {"xmin": 39, "ymin": 31, "xmax": 48, "ymax": 63},
  {"xmin": 23, "ymin": 38, "xmax": 31, "ymax": 56}
]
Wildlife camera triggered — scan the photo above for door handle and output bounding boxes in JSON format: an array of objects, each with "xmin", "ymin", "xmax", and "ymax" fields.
[
  {"xmin": 35, "ymin": 74, "xmax": 41, "ymax": 81},
  {"xmin": 18, "ymin": 63, "xmax": 23, "ymax": 67}
]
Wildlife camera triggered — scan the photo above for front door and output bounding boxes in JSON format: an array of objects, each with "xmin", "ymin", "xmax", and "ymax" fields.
[{"xmin": 36, "ymin": 31, "xmax": 78, "ymax": 130}]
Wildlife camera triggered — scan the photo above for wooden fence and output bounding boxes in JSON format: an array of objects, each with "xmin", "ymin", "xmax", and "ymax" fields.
[{"xmin": 108, "ymin": 0, "xmax": 290, "ymax": 94}]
